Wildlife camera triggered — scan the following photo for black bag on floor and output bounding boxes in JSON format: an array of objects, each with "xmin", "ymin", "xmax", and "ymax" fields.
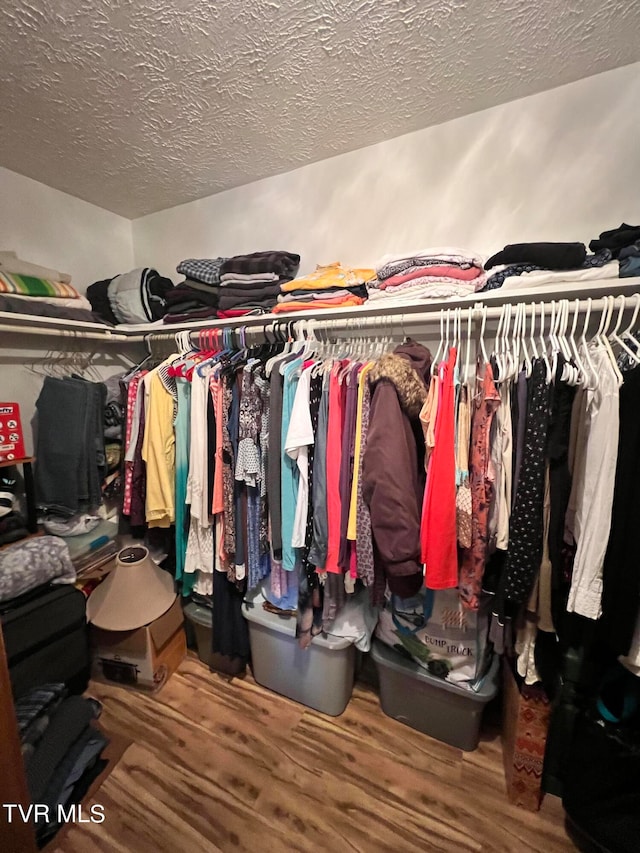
[
  {"xmin": 1, "ymin": 583, "xmax": 90, "ymax": 700},
  {"xmin": 563, "ymin": 709, "xmax": 640, "ymax": 853}
]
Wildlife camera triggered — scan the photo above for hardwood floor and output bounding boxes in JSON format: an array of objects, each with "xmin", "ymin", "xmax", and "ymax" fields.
[{"xmin": 52, "ymin": 654, "xmax": 576, "ymax": 853}]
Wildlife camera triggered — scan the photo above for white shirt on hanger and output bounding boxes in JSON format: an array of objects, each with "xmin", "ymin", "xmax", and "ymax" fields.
[
  {"xmin": 185, "ymin": 365, "xmax": 214, "ymax": 589},
  {"xmin": 284, "ymin": 366, "xmax": 314, "ymax": 549},
  {"xmin": 566, "ymin": 343, "xmax": 620, "ymax": 620}
]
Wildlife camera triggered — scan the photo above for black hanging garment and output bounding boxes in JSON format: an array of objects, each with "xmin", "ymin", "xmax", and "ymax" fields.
[
  {"xmin": 546, "ymin": 354, "xmax": 577, "ymax": 631},
  {"xmin": 600, "ymin": 364, "xmax": 640, "ymax": 657},
  {"xmin": 563, "ymin": 707, "xmax": 640, "ymax": 853},
  {"xmin": 495, "ymin": 358, "xmax": 550, "ymax": 621}
]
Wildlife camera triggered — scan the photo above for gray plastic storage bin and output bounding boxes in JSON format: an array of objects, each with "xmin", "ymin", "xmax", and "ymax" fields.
[
  {"xmin": 242, "ymin": 600, "xmax": 356, "ymax": 716},
  {"xmin": 183, "ymin": 602, "xmax": 245, "ymax": 677},
  {"xmin": 371, "ymin": 639, "xmax": 500, "ymax": 751}
]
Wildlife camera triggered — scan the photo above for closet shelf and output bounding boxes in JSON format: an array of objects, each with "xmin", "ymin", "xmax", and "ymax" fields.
[{"xmin": 1, "ymin": 276, "xmax": 639, "ymax": 344}]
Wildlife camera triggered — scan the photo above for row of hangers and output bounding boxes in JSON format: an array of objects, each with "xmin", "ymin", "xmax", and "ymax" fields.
[
  {"xmin": 431, "ymin": 294, "xmax": 640, "ymax": 388},
  {"xmin": 134, "ymin": 294, "xmax": 640, "ymax": 391},
  {"xmin": 27, "ymin": 345, "xmax": 107, "ymax": 382}
]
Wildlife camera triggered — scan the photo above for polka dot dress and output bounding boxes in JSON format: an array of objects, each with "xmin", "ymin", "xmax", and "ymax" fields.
[{"xmin": 496, "ymin": 358, "xmax": 550, "ymax": 620}]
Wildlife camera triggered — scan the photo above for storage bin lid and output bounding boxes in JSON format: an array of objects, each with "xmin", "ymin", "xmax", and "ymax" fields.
[
  {"xmin": 371, "ymin": 639, "xmax": 500, "ymax": 702},
  {"xmin": 243, "ymin": 598, "xmax": 353, "ymax": 651},
  {"xmin": 183, "ymin": 602, "xmax": 212, "ymax": 628}
]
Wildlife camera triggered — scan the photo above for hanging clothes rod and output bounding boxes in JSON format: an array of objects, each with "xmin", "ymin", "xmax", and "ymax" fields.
[
  {"xmin": 179, "ymin": 293, "xmax": 640, "ymax": 347},
  {"xmin": 0, "ymin": 320, "xmax": 132, "ymax": 342}
]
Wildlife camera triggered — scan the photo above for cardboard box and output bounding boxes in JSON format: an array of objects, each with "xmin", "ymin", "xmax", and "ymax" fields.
[
  {"xmin": 501, "ymin": 659, "xmax": 551, "ymax": 811},
  {"xmin": 90, "ymin": 598, "xmax": 186, "ymax": 692},
  {"xmin": 0, "ymin": 402, "xmax": 26, "ymax": 462}
]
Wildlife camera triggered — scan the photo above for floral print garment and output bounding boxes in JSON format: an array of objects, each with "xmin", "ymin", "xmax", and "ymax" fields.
[{"xmin": 459, "ymin": 362, "xmax": 500, "ymax": 611}]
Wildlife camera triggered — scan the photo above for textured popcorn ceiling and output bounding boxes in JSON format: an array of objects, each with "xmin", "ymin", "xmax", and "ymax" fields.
[{"xmin": 0, "ymin": 0, "xmax": 638, "ymax": 218}]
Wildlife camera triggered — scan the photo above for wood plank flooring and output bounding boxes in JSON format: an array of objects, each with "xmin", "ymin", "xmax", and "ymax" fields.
[{"xmin": 52, "ymin": 654, "xmax": 576, "ymax": 852}]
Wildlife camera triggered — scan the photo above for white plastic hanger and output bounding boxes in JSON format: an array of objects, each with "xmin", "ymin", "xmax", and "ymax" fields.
[
  {"xmin": 566, "ymin": 299, "xmax": 586, "ymax": 386},
  {"xmin": 526, "ymin": 302, "xmax": 538, "ymax": 376},
  {"xmin": 463, "ymin": 305, "xmax": 473, "ymax": 385},
  {"xmin": 444, "ymin": 309, "xmax": 451, "ymax": 359},
  {"xmin": 506, "ymin": 303, "xmax": 517, "ymax": 379},
  {"xmin": 478, "ymin": 304, "xmax": 490, "ymax": 367},
  {"xmin": 538, "ymin": 302, "xmax": 552, "ymax": 383},
  {"xmin": 549, "ymin": 301, "xmax": 560, "ymax": 381},
  {"xmin": 609, "ymin": 295, "xmax": 640, "ymax": 365},
  {"xmin": 509, "ymin": 301, "xmax": 523, "ymax": 379},
  {"xmin": 453, "ymin": 307, "xmax": 462, "ymax": 369},
  {"xmin": 501, "ymin": 303, "xmax": 515, "ymax": 381},
  {"xmin": 596, "ymin": 296, "xmax": 624, "ymax": 387},
  {"xmin": 556, "ymin": 300, "xmax": 577, "ymax": 384},
  {"xmin": 580, "ymin": 299, "xmax": 600, "ymax": 388},
  {"xmin": 493, "ymin": 304, "xmax": 505, "ymax": 382},
  {"xmin": 519, "ymin": 302, "xmax": 531, "ymax": 378},
  {"xmin": 431, "ymin": 309, "xmax": 445, "ymax": 376},
  {"xmin": 622, "ymin": 292, "xmax": 640, "ymax": 347}
]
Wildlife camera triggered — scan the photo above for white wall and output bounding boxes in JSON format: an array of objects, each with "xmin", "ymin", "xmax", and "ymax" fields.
[
  {"xmin": 0, "ymin": 167, "xmax": 133, "ymax": 291},
  {"xmin": 133, "ymin": 62, "xmax": 640, "ymax": 277},
  {"xmin": 0, "ymin": 169, "xmax": 136, "ymax": 454}
]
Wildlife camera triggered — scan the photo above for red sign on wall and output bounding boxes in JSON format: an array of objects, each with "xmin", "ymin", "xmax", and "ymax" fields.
[{"xmin": 0, "ymin": 403, "xmax": 26, "ymax": 463}]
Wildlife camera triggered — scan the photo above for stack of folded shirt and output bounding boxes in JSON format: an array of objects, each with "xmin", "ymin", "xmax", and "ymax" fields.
[
  {"xmin": 480, "ymin": 241, "xmax": 618, "ymax": 292},
  {"xmin": 273, "ymin": 262, "xmax": 372, "ymax": 314},
  {"xmin": 368, "ymin": 248, "xmax": 485, "ymax": 303},
  {"xmin": 21, "ymin": 690, "xmax": 109, "ymax": 844},
  {"xmin": 589, "ymin": 223, "xmax": 640, "ymax": 279},
  {"xmin": 0, "ymin": 252, "xmax": 103, "ymax": 323},
  {"xmin": 162, "ymin": 256, "xmax": 227, "ymax": 322},
  {"xmin": 164, "ymin": 251, "xmax": 300, "ymax": 322}
]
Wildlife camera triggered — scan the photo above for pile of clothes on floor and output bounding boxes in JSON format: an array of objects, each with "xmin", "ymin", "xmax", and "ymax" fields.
[
  {"xmin": 272, "ymin": 261, "xmax": 371, "ymax": 313},
  {"xmin": 87, "ymin": 267, "xmax": 175, "ymax": 325},
  {"xmin": 17, "ymin": 683, "xmax": 108, "ymax": 844},
  {"xmin": 0, "ymin": 252, "xmax": 102, "ymax": 324},
  {"xmin": 165, "ymin": 251, "xmax": 300, "ymax": 322},
  {"xmin": 479, "ymin": 241, "xmax": 618, "ymax": 292},
  {"xmin": 368, "ymin": 248, "xmax": 486, "ymax": 302},
  {"xmin": 0, "ymin": 536, "xmax": 76, "ymax": 604}
]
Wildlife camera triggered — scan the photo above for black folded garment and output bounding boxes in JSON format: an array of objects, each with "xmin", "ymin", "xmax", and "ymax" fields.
[
  {"xmin": 217, "ymin": 290, "xmax": 279, "ymax": 312},
  {"xmin": 590, "ymin": 224, "xmax": 640, "ymax": 258},
  {"xmin": 86, "ymin": 279, "xmax": 119, "ymax": 324},
  {"xmin": 26, "ymin": 696, "xmax": 98, "ymax": 803},
  {"xmin": 218, "ymin": 282, "xmax": 281, "ymax": 301},
  {"xmin": 282, "ymin": 283, "xmax": 369, "ymax": 300},
  {"xmin": 217, "ymin": 278, "xmax": 291, "ymax": 293},
  {"xmin": 165, "ymin": 284, "xmax": 219, "ymax": 308},
  {"xmin": 0, "ymin": 511, "xmax": 28, "ymax": 546},
  {"xmin": 220, "ymin": 250, "xmax": 300, "ymax": 278},
  {"xmin": 163, "ymin": 307, "xmax": 220, "ymax": 324},
  {"xmin": 485, "ymin": 242, "xmax": 587, "ymax": 271},
  {"xmin": 146, "ymin": 272, "xmax": 175, "ymax": 320}
]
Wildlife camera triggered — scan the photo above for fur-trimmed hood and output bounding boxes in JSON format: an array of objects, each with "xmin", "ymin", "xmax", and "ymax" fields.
[{"xmin": 368, "ymin": 339, "xmax": 432, "ymax": 418}]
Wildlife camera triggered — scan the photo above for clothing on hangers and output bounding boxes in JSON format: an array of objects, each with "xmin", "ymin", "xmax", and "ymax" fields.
[{"xmin": 112, "ymin": 295, "xmax": 640, "ymax": 684}]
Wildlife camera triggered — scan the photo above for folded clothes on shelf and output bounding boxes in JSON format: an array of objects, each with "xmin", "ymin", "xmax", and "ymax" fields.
[
  {"xmin": 371, "ymin": 248, "xmax": 485, "ymax": 301},
  {"xmin": 484, "ymin": 242, "xmax": 587, "ymax": 271}
]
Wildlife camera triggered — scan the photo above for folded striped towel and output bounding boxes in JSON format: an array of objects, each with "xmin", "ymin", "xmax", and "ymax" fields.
[{"xmin": 0, "ymin": 272, "xmax": 80, "ymax": 299}]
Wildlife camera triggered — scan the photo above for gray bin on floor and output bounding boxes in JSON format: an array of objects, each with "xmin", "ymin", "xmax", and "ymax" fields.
[
  {"xmin": 183, "ymin": 602, "xmax": 245, "ymax": 677},
  {"xmin": 371, "ymin": 639, "xmax": 500, "ymax": 751},
  {"xmin": 242, "ymin": 600, "xmax": 356, "ymax": 716}
]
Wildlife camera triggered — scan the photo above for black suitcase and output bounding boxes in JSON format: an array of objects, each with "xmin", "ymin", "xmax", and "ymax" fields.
[{"xmin": 1, "ymin": 583, "xmax": 90, "ymax": 699}]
